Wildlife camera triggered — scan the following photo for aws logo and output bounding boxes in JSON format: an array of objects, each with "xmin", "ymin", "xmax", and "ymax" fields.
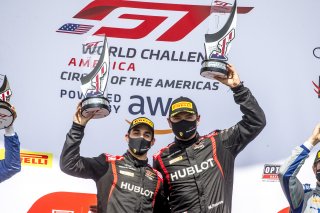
[
  {"xmin": 60, "ymin": 0, "xmax": 253, "ymax": 41},
  {"xmin": 126, "ymin": 95, "xmax": 174, "ymax": 134}
]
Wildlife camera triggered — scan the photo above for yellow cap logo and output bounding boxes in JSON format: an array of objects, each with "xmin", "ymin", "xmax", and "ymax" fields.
[
  {"xmin": 132, "ymin": 118, "xmax": 154, "ymax": 128},
  {"xmin": 172, "ymin": 102, "xmax": 193, "ymax": 111}
]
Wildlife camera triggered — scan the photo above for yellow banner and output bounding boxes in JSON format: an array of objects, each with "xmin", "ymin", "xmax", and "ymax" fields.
[{"xmin": 0, "ymin": 149, "xmax": 53, "ymax": 168}]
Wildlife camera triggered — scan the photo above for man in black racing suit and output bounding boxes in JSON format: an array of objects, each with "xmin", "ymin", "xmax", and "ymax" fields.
[
  {"xmin": 153, "ymin": 64, "xmax": 266, "ymax": 213},
  {"xmin": 60, "ymin": 104, "xmax": 169, "ymax": 213}
]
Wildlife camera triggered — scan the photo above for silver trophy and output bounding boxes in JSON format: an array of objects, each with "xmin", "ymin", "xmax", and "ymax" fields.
[
  {"xmin": 0, "ymin": 75, "xmax": 14, "ymax": 129},
  {"xmin": 200, "ymin": 0, "xmax": 237, "ymax": 79},
  {"xmin": 80, "ymin": 36, "xmax": 111, "ymax": 119}
]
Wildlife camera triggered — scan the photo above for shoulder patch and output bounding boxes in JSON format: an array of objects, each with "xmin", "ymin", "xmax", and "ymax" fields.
[{"xmin": 105, "ymin": 153, "xmax": 124, "ymax": 162}]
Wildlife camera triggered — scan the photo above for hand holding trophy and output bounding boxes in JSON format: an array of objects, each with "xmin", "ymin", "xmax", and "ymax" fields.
[
  {"xmin": 80, "ymin": 36, "xmax": 111, "ymax": 119},
  {"xmin": 200, "ymin": 0, "xmax": 237, "ymax": 79},
  {"xmin": 0, "ymin": 75, "xmax": 14, "ymax": 129}
]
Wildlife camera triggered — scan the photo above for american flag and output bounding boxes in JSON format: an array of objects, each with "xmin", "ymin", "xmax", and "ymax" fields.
[{"xmin": 56, "ymin": 23, "xmax": 93, "ymax": 35}]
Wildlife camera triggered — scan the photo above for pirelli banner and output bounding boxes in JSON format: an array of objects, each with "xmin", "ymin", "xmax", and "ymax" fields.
[{"xmin": 0, "ymin": 0, "xmax": 319, "ymax": 212}]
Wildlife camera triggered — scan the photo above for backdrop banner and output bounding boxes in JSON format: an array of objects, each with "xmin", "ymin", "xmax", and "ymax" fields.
[{"xmin": 0, "ymin": 0, "xmax": 319, "ymax": 212}]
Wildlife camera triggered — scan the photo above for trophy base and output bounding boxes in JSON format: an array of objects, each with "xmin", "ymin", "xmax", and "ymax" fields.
[
  {"xmin": 200, "ymin": 60, "xmax": 228, "ymax": 80},
  {"xmin": 0, "ymin": 101, "xmax": 13, "ymax": 129},
  {"xmin": 81, "ymin": 97, "xmax": 111, "ymax": 119}
]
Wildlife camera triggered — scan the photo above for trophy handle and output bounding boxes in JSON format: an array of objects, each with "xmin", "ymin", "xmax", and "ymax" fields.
[{"xmin": 205, "ymin": 0, "xmax": 237, "ymax": 43}]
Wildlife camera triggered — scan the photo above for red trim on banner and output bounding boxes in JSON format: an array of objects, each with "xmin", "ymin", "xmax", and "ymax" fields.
[
  {"xmin": 278, "ymin": 207, "xmax": 290, "ymax": 213},
  {"xmin": 27, "ymin": 192, "xmax": 96, "ymax": 213}
]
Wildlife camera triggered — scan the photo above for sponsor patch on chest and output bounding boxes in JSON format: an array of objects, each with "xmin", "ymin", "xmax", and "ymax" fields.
[
  {"xmin": 145, "ymin": 170, "xmax": 156, "ymax": 180},
  {"xmin": 120, "ymin": 181, "xmax": 154, "ymax": 198},
  {"xmin": 169, "ymin": 155, "xmax": 183, "ymax": 165},
  {"xmin": 119, "ymin": 164, "xmax": 137, "ymax": 171},
  {"xmin": 120, "ymin": 170, "xmax": 134, "ymax": 177},
  {"xmin": 193, "ymin": 141, "xmax": 205, "ymax": 150},
  {"xmin": 170, "ymin": 158, "xmax": 215, "ymax": 181}
]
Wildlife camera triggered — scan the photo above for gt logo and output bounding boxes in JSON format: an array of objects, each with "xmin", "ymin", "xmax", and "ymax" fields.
[{"xmin": 74, "ymin": 0, "xmax": 253, "ymax": 42}]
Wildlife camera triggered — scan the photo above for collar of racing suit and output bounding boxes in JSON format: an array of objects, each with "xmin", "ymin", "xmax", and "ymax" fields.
[
  {"xmin": 124, "ymin": 151, "xmax": 148, "ymax": 167},
  {"xmin": 175, "ymin": 133, "xmax": 200, "ymax": 149}
]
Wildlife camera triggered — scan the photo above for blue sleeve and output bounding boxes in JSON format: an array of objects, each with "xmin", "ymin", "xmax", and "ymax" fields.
[
  {"xmin": 0, "ymin": 133, "xmax": 21, "ymax": 183},
  {"xmin": 278, "ymin": 144, "xmax": 310, "ymax": 212}
]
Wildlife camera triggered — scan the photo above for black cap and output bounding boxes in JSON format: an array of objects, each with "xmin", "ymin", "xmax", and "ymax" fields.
[
  {"xmin": 128, "ymin": 117, "xmax": 154, "ymax": 133},
  {"xmin": 169, "ymin": 97, "xmax": 198, "ymax": 117},
  {"xmin": 314, "ymin": 150, "xmax": 320, "ymax": 165}
]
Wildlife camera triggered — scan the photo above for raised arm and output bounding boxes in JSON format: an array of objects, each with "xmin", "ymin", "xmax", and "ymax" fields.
[
  {"xmin": 215, "ymin": 64, "xmax": 266, "ymax": 156},
  {"xmin": 60, "ymin": 104, "xmax": 108, "ymax": 180}
]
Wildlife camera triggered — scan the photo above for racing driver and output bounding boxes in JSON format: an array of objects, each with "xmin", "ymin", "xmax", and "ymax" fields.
[
  {"xmin": 60, "ymin": 103, "xmax": 169, "ymax": 213},
  {"xmin": 153, "ymin": 64, "xmax": 266, "ymax": 213}
]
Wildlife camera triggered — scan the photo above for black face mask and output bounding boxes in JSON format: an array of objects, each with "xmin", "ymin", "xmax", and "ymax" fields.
[
  {"xmin": 128, "ymin": 136, "xmax": 151, "ymax": 155},
  {"xmin": 171, "ymin": 120, "xmax": 197, "ymax": 140},
  {"xmin": 316, "ymin": 169, "xmax": 320, "ymax": 182}
]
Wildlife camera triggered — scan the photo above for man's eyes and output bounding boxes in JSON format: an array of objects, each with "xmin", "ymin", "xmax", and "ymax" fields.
[{"xmin": 172, "ymin": 117, "xmax": 182, "ymax": 120}]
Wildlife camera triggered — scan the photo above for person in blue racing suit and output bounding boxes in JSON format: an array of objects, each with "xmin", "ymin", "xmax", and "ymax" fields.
[
  {"xmin": 278, "ymin": 123, "xmax": 320, "ymax": 212},
  {"xmin": 0, "ymin": 106, "xmax": 21, "ymax": 183}
]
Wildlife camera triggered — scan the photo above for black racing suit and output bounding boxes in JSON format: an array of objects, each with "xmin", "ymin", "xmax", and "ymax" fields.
[
  {"xmin": 153, "ymin": 84, "xmax": 266, "ymax": 213},
  {"xmin": 60, "ymin": 123, "xmax": 169, "ymax": 213}
]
